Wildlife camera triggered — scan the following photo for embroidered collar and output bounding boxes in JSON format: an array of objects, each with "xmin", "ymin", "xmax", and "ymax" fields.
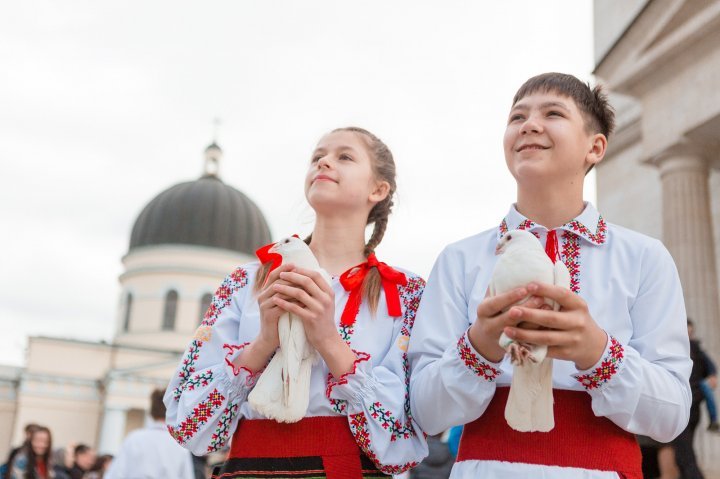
[{"xmin": 497, "ymin": 202, "xmax": 607, "ymax": 245}]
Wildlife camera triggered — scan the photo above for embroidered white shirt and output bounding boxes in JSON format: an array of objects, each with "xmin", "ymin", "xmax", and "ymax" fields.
[
  {"xmin": 408, "ymin": 202, "xmax": 692, "ymax": 479},
  {"xmin": 165, "ymin": 261, "xmax": 428, "ymax": 474}
]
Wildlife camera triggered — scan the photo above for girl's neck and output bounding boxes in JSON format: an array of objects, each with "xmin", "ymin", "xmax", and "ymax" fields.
[
  {"xmin": 309, "ymin": 214, "xmax": 369, "ymax": 276},
  {"xmin": 516, "ymin": 185, "xmax": 585, "ymax": 229}
]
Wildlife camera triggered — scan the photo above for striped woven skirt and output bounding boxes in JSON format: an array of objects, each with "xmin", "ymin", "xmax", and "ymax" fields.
[{"xmin": 212, "ymin": 416, "xmax": 389, "ymax": 479}]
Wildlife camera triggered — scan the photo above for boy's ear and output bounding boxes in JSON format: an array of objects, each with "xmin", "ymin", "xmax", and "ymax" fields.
[
  {"xmin": 586, "ymin": 133, "xmax": 608, "ymax": 168},
  {"xmin": 369, "ymin": 180, "xmax": 390, "ymax": 204}
]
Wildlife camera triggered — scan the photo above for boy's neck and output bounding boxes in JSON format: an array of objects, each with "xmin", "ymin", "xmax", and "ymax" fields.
[
  {"xmin": 516, "ymin": 188, "xmax": 586, "ymax": 230},
  {"xmin": 309, "ymin": 215, "xmax": 368, "ymax": 276}
]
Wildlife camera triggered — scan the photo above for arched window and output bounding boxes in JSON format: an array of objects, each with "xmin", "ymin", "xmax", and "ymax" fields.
[
  {"xmin": 162, "ymin": 290, "xmax": 178, "ymax": 331},
  {"xmin": 199, "ymin": 293, "xmax": 213, "ymax": 324},
  {"xmin": 123, "ymin": 293, "xmax": 133, "ymax": 332}
]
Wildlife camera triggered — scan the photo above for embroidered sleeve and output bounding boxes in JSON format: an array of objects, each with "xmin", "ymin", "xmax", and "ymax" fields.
[
  {"xmin": 575, "ymin": 240, "xmax": 692, "ymax": 443},
  {"xmin": 456, "ymin": 330, "xmax": 502, "ymax": 382},
  {"xmin": 328, "ymin": 275, "xmax": 428, "ymax": 474},
  {"xmin": 573, "ymin": 335, "xmax": 624, "ymax": 391},
  {"xmin": 408, "ymin": 244, "xmax": 505, "ymax": 436},
  {"xmin": 164, "ymin": 265, "xmax": 256, "ymax": 455}
]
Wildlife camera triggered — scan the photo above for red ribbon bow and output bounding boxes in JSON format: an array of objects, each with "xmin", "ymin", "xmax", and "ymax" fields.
[
  {"xmin": 338, "ymin": 253, "xmax": 408, "ymax": 327},
  {"xmin": 255, "ymin": 235, "xmax": 301, "ymax": 276}
]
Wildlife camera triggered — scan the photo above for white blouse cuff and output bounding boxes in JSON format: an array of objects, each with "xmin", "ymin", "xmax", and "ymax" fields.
[
  {"xmin": 223, "ymin": 343, "xmax": 262, "ymax": 390},
  {"xmin": 456, "ymin": 329, "xmax": 502, "ymax": 382},
  {"xmin": 572, "ymin": 334, "xmax": 626, "ymax": 392},
  {"xmin": 325, "ymin": 351, "xmax": 378, "ymax": 407}
]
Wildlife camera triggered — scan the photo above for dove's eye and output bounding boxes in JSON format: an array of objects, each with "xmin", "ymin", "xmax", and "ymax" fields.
[
  {"xmin": 507, "ymin": 234, "xmax": 513, "ymax": 240},
  {"xmin": 283, "ymin": 239, "xmax": 290, "ymax": 244}
]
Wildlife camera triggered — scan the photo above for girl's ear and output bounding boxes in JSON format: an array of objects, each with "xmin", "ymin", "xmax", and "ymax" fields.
[
  {"xmin": 369, "ymin": 180, "xmax": 390, "ymax": 204},
  {"xmin": 586, "ymin": 133, "xmax": 607, "ymax": 168}
]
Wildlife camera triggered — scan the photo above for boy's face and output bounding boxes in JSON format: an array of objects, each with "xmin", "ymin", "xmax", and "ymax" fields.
[{"xmin": 503, "ymin": 91, "xmax": 604, "ymax": 185}]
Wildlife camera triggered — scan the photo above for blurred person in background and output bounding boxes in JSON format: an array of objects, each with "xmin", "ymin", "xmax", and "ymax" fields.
[
  {"xmin": 7, "ymin": 425, "xmax": 54, "ymax": 479},
  {"xmin": 69, "ymin": 446, "xmax": 94, "ymax": 479},
  {"xmin": 104, "ymin": 389, "xmax": 194, "ymax": 479},
  {"xmin": 2, "ymin": 424, "xmax": 41, "ymax": 478},
  {"xmin": 84, "ymin": 455, "xmax": 113, "ymax": 479}
]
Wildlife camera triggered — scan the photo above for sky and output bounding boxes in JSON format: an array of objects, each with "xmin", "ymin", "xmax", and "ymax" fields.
[{"xmin": 0, "ymin": 1, "xmax": 596, "ymax": 366}]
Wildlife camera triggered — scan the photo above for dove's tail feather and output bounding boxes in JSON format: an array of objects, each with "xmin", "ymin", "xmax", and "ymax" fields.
[
  {"xmin": 505, "ymin": 357, "xmax": 554, "ymax": 432},
  {"xmin": 281, "ymin": 355, "xmax": 315, "ymax": 423},
  {"xmin": 248, "ymin": 350, "xmax": 286, "ymax": 419},
  {"xmin": 530, "ymin": 358, "xmax": 555, "ymax": 432}
]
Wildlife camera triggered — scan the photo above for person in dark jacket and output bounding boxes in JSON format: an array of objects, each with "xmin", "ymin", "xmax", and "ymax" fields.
[{"xmin": 672, "ymin": 319, "xmax": 711, "ymax": 479}]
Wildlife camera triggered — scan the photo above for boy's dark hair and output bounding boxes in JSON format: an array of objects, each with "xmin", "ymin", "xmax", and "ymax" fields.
[
  {"xmin": 74, "ymin": 444, "xmax": 90, "ymax": 457},
  {"xmin": 513, "ymin": 72, "xmax": 616, "ymax": 139},
  {"xmin": 150, "ymin": 388, "xmax": 167, "ymax": 420}
]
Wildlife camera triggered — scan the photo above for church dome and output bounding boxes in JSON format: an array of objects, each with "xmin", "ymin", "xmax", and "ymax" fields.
[{"xmin": 128, "ymin": 143, "xmax": 272, "ymax": 255}]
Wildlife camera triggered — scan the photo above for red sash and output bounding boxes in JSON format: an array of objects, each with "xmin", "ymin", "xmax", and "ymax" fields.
[
  {"xmin": 458, "ymin": 387, "xmax": 642, "ymax": 478},
  {"xmin": 228, "ymin": 416, "xmax": 364, "ymax": 479}
]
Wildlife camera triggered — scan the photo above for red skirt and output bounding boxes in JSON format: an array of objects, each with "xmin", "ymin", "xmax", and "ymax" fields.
[
  {"xmin": 458, "ymin": 387, "xmax": 642, "ymax": 478},
  {"xmin": 212, "ymin": 416, "xmax": 387, "ymax": 479}
]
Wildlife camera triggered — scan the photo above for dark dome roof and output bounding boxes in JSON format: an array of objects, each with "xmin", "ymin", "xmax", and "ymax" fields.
[{"xmin": 129, "ymin": 175, "xmax": 272, "ymax": 255}]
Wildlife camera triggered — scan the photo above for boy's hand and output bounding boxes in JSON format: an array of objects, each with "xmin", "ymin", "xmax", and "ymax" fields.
[
  {"xmin": 501, "ymin": 282, "xmax": 608, "ymax": 370},
  {"xmin": 468, "ymin": 288, "xmax": 546, "ymax": 363}
]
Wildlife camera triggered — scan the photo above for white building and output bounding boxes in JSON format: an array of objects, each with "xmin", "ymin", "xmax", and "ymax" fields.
[
  {"xmin": 594, "ymin": 0, "xmax": 720, "ymax": 476},
  {"xmin": 0, "ymin": 143, "xmax": 271, "ymax": 458}
]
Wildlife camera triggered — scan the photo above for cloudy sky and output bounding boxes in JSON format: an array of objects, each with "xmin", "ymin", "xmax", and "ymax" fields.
[{"xmin": 1, "ymin": 1, "xmax": 596, "ymax": 366}]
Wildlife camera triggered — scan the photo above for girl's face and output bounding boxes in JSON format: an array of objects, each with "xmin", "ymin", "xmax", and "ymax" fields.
[
  {"xmin": 305, "ymin": 130, "xmax": 388, "ymax": 216},
  {"xmin": 31, "ymin": 430, "xmax": 50, "ymax": 456}
]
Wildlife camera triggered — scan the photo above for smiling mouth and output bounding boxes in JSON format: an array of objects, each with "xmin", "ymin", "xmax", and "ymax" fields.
[{"xmin": 517, "ymin": 145, "xmax": 549, "ymax": 152}]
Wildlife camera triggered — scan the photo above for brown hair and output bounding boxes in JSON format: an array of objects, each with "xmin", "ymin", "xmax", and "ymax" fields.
[
  {"xmin": 18, "ymin": 426, "xmax": 53, "ymax": 479},
  {"xmin": 254, "ymin": 127, "xmax": 397, "ymax": 315},
  {"xmin": 149, "ymin": 388, "xmax": 166, "ymax": 420},
  {"xmin": 513, "ymin": 73, "xmax": 615, "ymax": 173}
]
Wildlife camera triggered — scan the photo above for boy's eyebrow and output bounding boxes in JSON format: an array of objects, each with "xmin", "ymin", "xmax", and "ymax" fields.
[{"xmin": 511, "ymin": 100, "xmax": 571, "ymax": 112}]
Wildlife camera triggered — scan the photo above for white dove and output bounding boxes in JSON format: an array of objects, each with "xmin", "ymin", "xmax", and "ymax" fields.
[
  {"xmin": 490, "ymin": 228, "xmax": 571, "ymax": 433},
  {"xmin": 248, "ymin": 236, "xmax": 331, "ymax": 423}
]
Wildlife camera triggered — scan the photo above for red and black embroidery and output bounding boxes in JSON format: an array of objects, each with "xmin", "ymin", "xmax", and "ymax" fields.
[
  {"xmin": 457, "ymin": 333, "xmax": 501, "ymax": 382},
  {"xmin": 168, "ymin": 389, "xmax": 225, "ymax": 445},
  {"xmin": 348, "ymin": 412, "xmax": 419, "ymax": 474},
  {"xmin": 575, "ymin": 336, "xmax": 625, "ymax": 390}
]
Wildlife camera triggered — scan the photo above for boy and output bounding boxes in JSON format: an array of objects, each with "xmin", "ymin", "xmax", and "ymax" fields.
[{"xmin": 408, "ymin": 73, "xmax": 692, "ymax": 478}]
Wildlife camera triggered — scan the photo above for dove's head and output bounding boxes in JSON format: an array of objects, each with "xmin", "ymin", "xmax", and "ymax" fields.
[
  {"xmin": 269, "ymin": 236, "xmax": 310, "ymax": 259},
  {"xmin": 495, "ymin": 229, "xmax": 541, "ymax": 255}
]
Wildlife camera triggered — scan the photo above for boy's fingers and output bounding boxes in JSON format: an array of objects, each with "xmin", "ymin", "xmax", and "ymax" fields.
[
  {"xmin": 477, "ymin": 288, "xmax": 528, "ymax": 318},
  {"xmin": 509, "ymin": 307, "xmax": 563, "ymax": 329},
  {"xmin": 527, "ymin": 282, "xmax": 582, "ymax": 309}
]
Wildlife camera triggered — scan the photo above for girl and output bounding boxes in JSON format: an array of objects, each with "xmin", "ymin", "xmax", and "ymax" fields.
[
  {"xmin": 8, "ymin": 426, "xmax": 54, "ymax": 479},
  {"xmin": 165, "ymin": 127, "xmax": 428, "ymax": 479}
]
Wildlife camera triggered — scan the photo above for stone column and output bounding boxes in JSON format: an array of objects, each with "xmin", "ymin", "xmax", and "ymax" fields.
[
  {"xmin": 654, "ymin": 142, "xmax": 720, "ymax": 355},
  {"xmin": 97, "ymin": 406, "xmax": 127, "ymax": 455}
]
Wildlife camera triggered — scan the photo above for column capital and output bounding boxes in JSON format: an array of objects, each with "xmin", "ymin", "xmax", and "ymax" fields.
[{"xmin": 647, "ymin": 139, "xmax": 710, "ymax": 177}]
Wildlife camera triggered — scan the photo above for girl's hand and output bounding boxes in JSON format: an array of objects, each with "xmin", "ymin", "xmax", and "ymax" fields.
[
  {"xmin": 468, "ymin": 288, "xmax": 546, "ymax": 362},
  {"xmin": 234, "ymin": 264, "xmax": 297, "ymax": 373},
  {"xmin": 501, "ymin": 282, "xmax": 608, "ymax": 370},
  {"xmin": 273, "ymin": 268, "xmax": 356, "ymax": 378}
]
